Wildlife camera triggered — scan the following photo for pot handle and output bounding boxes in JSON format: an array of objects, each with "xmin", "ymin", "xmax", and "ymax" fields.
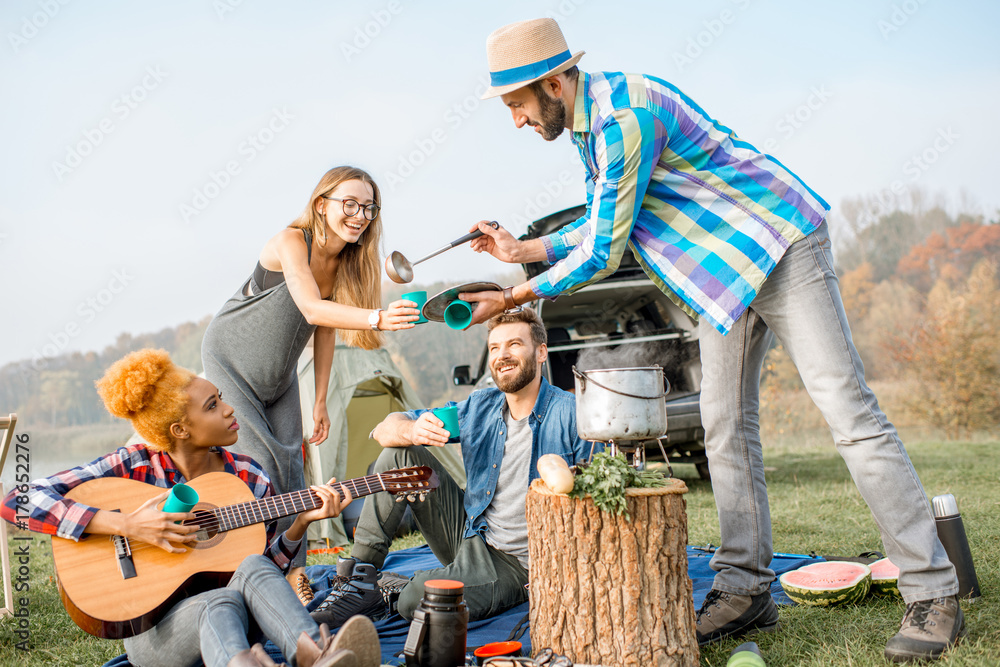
[{"xmin": 572, "ymin": 366, "xmax": 670, "ymax": 400}]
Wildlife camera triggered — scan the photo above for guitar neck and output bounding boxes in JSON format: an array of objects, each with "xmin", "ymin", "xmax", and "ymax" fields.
[{"xmin": 211, "ymin": 473, "xmax": 385, "ymax": 532}]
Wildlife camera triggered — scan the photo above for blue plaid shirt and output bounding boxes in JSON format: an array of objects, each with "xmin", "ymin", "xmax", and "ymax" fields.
[{"xmin": 531, "ymin": 71, "xmax": 831, "ymax": 334}]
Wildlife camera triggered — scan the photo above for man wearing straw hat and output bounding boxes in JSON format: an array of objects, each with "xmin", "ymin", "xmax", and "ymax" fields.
[{"xmin": 461, "ymin": 17, "xmax": 963, "ymax": 663}]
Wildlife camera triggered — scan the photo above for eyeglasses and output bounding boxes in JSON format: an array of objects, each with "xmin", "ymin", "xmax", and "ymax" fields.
[{"xmin": 322, "ymin": 196, "xmax": 380, "ymax": 221}]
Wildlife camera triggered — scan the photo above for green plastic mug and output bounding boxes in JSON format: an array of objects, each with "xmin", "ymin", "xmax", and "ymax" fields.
[
  {"xmin": 162, "ymin": 483, "xmax": 199, "ymax": 521},
  {"xmin": 433, "ymin": 406, "xmax": 460, "ymax": 443},
  {"xmin": 443, "ymin": 300, "xmax": 473, "ymax": 329},
  {"xmin": 402, "ymin": 290, "xmax": 428, "ymax": 324}
]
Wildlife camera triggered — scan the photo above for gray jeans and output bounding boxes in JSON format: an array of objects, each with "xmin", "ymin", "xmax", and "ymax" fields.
[
  {"xmin": 125, "ymin": 555, "xmax": 320, "ymax": 667},
  {"xmin": 352, "ymin": 446, "xmax": 529, "ymax": 621},
  {"xmin": 698, "ymin": 222, "xmax": 958, "ymax": 603}
]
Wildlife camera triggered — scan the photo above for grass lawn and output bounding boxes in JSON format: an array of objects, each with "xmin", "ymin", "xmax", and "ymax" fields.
[
  {"xmin": 686, "ymin": 435, "xmax": 999, "ymax": 666},
  {"xmin": 1, "ymin": 436, "xmax": 997, "ymax": 666}
]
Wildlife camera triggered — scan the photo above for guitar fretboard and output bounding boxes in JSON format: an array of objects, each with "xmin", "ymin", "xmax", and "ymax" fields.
[{"xmin": 212, "ymin": 474, "xmax": 387, "ymax": 532}]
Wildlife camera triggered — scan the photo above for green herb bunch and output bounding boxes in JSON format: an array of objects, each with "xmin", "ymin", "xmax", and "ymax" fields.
[{"xmin": 569, "ymin": 451, "xmax": 667, "ymax": 519}]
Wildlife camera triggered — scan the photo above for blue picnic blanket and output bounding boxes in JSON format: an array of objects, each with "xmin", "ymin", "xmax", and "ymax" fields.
[{"xmin": 102, "ymin": 545, "xmax": 821, "ymax": 667}]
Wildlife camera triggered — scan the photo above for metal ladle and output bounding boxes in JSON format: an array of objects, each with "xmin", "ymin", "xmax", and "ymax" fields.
[{"xmin": 385, "ymin": 221, "xmax": 500, "ymax": 284}]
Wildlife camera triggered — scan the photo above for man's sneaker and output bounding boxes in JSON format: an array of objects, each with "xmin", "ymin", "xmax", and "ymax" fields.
[
  {"xmin": 695, "ymin": 589, "xmax": 779, "ymax": 646},
  {"xmin": 884, "ymin": 595, "xmax": 965, "ymax": 662},
  {"xmin": 310, "ymin": 558, "xmax": 385, "ymax": 628}
]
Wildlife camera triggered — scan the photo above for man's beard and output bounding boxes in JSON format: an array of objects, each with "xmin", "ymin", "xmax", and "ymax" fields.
[
  {"xmin": 492, "ymin": 357, "xmax": 538, "ymax": 393},
  {"xmin": 535, "ymin": 90, "xmax": 566, "ymax": 141}
]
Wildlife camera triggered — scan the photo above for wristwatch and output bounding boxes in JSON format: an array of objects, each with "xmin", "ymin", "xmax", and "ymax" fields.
[
  {"xmin": 502, "ymin": 286, "xmax": 522, "ymax": 313},
  {"xmin": 368, "ymin": 308, "xmax": 383, "ymax": 330}
]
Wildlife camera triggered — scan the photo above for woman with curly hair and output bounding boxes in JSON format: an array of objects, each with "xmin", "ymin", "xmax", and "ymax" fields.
[
  {"xmin": 202, "ymin": 166, "xmax": 418, "ymax": 570},
  {"xmin": 1, "ymin": 348, "xmax": 380, "ymax": 667}
]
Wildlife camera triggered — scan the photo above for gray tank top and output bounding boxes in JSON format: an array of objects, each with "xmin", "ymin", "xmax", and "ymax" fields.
[{"xmin": 202, "ymin": 229, "xmax": 317, "ymax": 403}]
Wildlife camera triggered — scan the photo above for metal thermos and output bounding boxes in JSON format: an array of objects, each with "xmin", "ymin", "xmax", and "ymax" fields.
[
  {"xmin": 932, "ymin": 494, "xmax": 981, "ymax": 601},
  {"xmin": 403, "ymin": 579, "xmax": 469, "ymax": 666},
  {"xmin": 727, "ymin": 641, "xmax": 766, "ymax": 667}
]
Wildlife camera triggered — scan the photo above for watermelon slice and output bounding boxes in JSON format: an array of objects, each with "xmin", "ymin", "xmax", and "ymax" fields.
[
  {"xmin": 869, "ymin": 557, "xmax": 901, "ymax": 598},
  {"xmin": 779, "ymin": 561, "xmax": 871, "ymax": 607}
]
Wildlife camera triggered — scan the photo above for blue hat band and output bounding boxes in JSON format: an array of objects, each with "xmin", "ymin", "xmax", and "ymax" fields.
[{"xmin": 490, "ymin": 50, "xmax": 572, "ymax": 87}]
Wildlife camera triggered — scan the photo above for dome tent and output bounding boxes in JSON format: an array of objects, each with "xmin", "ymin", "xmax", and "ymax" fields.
[{"xmin": 297, "ymin": 344, "xmax": 466, "ymax": 547}]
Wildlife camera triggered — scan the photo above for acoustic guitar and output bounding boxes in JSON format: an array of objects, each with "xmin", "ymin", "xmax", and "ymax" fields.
[{"xmin": 50, "ymin": 466, "xmax": 438, "ymax": 639}]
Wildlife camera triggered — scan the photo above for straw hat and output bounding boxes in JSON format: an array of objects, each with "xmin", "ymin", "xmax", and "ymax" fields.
[{"xmin": 481, "ymin": 18, "xmax": 585, "ymax": 99}]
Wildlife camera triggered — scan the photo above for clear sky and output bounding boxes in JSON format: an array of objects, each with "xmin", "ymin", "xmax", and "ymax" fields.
[{"xmin": 2, "ymin": 0, "xmax": 998, "ymax": 368}]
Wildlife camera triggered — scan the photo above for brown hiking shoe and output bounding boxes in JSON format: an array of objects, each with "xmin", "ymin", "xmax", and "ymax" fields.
[
  {"xmin": 884, "ymin": 595, "xmax": 965, "ymax": 662},
  {"xmin": 293, "ymin": 571, "xmax": 315, "ymax": 605},
  {"xmin": 695, "ymin": 589, "xmax": 779, "ymax": 646}
]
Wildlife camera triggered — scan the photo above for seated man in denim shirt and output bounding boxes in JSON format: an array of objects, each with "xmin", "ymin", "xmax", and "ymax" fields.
[{"xmin": 312, "ymin": 308, "xmax": 594, "ymax": 624}]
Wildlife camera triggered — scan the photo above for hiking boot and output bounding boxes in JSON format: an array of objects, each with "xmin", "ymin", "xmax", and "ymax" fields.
[
  {"xmin": 884, "ymin": 595, "xmax": 965, "ymax": 662},
  {"xmin": 328, "ymin": 615, "xmax": 382, "ymax": 667},
  {"xmin": 244, "ymin": 641, "xmax": 357, "ymax": 667},
  {"xmin": 293, "ymin": 623, "xmax": 360, "ymax": 667},
  {"xmin": 290, "ymin": 568, "xmax": 315, "ymax": 605},
  {"xmin": 310, "ymin": 558, "xmax": 385, "ymax": 628},
  {"xmin": 377, "ymin": 570, "xmax": 411, "ymax": 616},
  {"xmin": 695, "ymin": 589, "xmax": 779, "ymax": 646}
]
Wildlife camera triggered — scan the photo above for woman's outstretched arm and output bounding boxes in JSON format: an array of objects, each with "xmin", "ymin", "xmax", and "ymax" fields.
[{"xmin": 273, "ymin": 228, "xmax": 417, "ymax": 331}]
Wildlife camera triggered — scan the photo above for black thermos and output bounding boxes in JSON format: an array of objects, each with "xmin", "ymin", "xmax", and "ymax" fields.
[
  {"xmin": 932, "ymin": 494, "xmax": 981, "ymax": 601},
  {"xmin": 403, "ymin": 579, "xmax": 469, "ymax": 666}
]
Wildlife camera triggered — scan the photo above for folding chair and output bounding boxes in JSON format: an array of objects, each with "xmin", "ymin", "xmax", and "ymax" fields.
[{"xmin": 0, "ymin": 413, "xmax": 18, "ymax": 619}]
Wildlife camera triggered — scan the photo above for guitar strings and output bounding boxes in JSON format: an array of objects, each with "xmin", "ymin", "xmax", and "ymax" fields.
[{"xmin": 114, "ymin": 470, "xmax": 426, "ymax": 551}]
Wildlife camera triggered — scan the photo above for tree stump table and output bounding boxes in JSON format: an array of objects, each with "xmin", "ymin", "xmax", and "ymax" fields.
[{"xmin": 525, "ymin": 478, "xmax": 698, "ymax": 666}]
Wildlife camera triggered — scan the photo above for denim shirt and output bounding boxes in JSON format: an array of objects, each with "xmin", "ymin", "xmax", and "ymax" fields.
[{"xmin": 406, "ymin": 377, "xmax": 597, "ymax": 539}]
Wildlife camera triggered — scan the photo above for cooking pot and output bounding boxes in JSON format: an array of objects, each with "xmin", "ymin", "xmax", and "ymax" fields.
[{"xmin": 573, "ymin": 366, "xmax": 669, "ymax": 442}]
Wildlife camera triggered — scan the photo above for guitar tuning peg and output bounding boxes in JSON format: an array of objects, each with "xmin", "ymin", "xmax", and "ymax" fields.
[
  {"xmin": 418, "ymin": 492, "xmax": 427, "ymax": 502},
  {"xmin": 406, "ymin": 493, "xmax": 417, "ymax": 503},
  {"xmin": 395, "ymin": 495, "xmax": 405, "ymax": 503}
]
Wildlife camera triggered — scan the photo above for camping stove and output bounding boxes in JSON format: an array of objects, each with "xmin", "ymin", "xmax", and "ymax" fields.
[
  {"xmin": 574, "ymin": 366, "xmax": 671, "ymax": 470},
  {"xmin": 590, "ymin": 437, "xmax": 672, "ymax": 470}
]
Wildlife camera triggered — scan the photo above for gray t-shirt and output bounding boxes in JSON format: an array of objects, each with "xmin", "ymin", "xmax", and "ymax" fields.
[{"xmin": 482, "ymin": 406, "xmax": 532, "ymax": 569}]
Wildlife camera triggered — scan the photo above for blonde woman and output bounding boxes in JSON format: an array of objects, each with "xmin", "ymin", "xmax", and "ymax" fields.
[{"xmin": 202, "ymin": 166, "xmax": 417, "ymax": 570}]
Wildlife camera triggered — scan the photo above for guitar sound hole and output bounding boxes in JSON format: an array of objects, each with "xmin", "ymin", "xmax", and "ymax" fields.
[{"xmin": 187, "ymin": 508, "xmax": 225, "ymax": 549}]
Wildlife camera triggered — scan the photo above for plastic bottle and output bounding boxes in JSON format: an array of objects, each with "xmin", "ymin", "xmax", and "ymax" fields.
[
  {"xmin": 932, "ymin": 494, "xmax": 982, "ymax": 600},
  {"xmin": 727, "ymin": 641, "xmax": 765, "ymax": 667},
  {"xmin": 403, "ymin": 579, "xmax": 469, "ymax": 666}
]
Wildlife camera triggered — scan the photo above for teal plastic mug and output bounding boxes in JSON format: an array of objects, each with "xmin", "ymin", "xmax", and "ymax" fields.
[
  {"xmin": 433, "ymin": 406, "xmax": 460, "ymax": 443},
  {"xmin": 443, "ymin": 300, "xmax": 473, "ymax": 329},
  {"xmin": 162, "ymin": 483, "xmax": 199, "ymax": 521},
  {"xmin": 402, "ymin": 291, "xmax": 428, "ymax": 324}
]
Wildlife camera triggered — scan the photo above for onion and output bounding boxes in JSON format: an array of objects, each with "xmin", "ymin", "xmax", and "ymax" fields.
[{"xmin": 537, "ymin": 454, "xmax": 575, "ymax": 494}]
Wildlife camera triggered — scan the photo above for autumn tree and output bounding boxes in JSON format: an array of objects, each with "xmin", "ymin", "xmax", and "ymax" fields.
[
  {"xmin": 888, "ymin": 260, "xmax": 1000, "ymax": 437},
  {"xmin": 839, "ymin": 262, "xmax": 876, "ymax": 323},
  {"xmin": 896, "ymin": 220, "xmax": 1000, "ymax": 292}
]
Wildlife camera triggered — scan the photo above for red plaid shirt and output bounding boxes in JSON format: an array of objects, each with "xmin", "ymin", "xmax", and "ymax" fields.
[{"xmin": 1, "ymin": 443, "xmax": 301, "ymax": 569}]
